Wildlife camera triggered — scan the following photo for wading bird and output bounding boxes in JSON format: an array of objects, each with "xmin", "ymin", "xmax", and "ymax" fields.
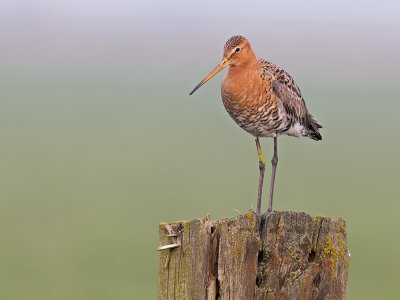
[{"xmin": 189, "ymin": 35, "xmax": 322, "ymax": 215}]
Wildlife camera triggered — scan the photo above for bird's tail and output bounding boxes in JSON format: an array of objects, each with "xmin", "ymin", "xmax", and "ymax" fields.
[{"xmin": 307, "ymin": 114, "xmax": 322, "ymax": 141}]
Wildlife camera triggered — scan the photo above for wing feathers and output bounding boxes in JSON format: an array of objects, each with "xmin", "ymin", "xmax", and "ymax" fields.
[{"xmin": 260, "ymin": 59, "xmax": 322, "ymax": 140}]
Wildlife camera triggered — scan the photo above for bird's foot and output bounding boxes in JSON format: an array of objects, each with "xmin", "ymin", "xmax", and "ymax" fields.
[{"xmin": 262, "ymin": 208, "xmax": 272, "ymax": 217}]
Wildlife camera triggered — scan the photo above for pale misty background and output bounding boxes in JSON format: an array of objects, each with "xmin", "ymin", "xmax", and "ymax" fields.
[{"xmin": 1, "ymin": 1, "xmax": 399, "ymax": 299}]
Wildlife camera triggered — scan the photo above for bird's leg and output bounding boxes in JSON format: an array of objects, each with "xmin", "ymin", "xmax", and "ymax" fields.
[
  {"xmin": 264, "ymin": 137, "xmax": 278, "ymax": 216},
  {"xmin": 255, "ymin": 137, "xmax": 266, "ymax": 214}
]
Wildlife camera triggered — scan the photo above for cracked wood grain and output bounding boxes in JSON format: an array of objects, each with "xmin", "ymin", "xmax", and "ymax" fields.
[{"xmin": 157, "ymin": 211, "xmax": 350, "ymax": 300}]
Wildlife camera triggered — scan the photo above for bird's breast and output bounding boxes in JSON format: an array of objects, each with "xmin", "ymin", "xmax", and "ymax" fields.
[
  {"xmin": 222, "ymin": 69, "xmax": 268, "ymax": 109},
  {"xmin": 220, "ymin": 67, "xmax": 282, "ymax": 137}
]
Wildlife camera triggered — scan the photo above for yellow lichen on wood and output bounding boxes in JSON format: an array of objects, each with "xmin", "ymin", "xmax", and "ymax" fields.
[
  {"xmin": 232, "ymin": 232, "xmax": 244, "ymax": 257},
  {"xmin": 321, "ymin": 236, "xmax": 339, "ymax": 273},
  {"xmin": 311, "ymin": 216, "xmax": 322, "ymax": 251},
  {"xmin": 336, "ymin": 217, "xmax": 347, "ymax": 233},
  {"xmin": 249, "ymin": 220, "xmax": 255, "ymax": 233},
  {"xmin": 276, "ymin": 216, "xmax": 284, "ymax": 240},
  {"xmin": 338, "ymin": 235, "xmax": 350, "ymax": 269},
  {"xmin": 158, "ymin": 211, "xmax": 349, "ymax": 300}
]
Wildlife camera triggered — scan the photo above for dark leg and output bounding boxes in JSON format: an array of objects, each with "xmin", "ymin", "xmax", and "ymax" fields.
[
  {"xmin": 255, "ymin": 137, "xmax": 266, "ymax": 214},
  {"xmin": 264, "ymin": 137, "xmax": 278, "ymax": 216}
]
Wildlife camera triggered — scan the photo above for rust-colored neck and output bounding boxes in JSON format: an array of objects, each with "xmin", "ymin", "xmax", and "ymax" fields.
[
  {"xmin": 228, "ymin": 57, "xmax": 257, "ymax": 75},
  {"xmin": 224, "ymin": 57, "xmax": 258, "ymax": 90},
  {"xmin": 221, "ymin": 43, "xmax": 261, "ymax": 102}
]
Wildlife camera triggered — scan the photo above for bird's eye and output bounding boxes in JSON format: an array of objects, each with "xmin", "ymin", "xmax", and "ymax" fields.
[{"xmin": 235, "ymin": 47, "xmax": 241, "ymax": 52}]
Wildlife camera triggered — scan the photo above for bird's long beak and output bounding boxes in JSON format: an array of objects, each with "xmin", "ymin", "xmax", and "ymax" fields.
[{"xmin": 189, "ymin": 57, "xmax": 229, "ymax": 95}]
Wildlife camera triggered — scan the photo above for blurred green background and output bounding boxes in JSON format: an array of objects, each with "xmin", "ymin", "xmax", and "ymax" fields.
[{"xmin": 1, "ymin": 0, "xmax": 399, "ymax": 299}]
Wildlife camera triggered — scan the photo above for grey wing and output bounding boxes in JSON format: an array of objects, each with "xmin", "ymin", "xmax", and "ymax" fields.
[
  {"xmin": 260, "ymin": 60, "xmax": 307, "ymax": 123},
  {"xmin": 261, "ymin": 60, "xmax": 302, "ymax": 98},
  {"xmin": 260, "ymin": 59, "xmax": 322, "ymax": 139},
  {"xmin": 272, "ymin": 79, "xmax": 309, "ymax": 125}
]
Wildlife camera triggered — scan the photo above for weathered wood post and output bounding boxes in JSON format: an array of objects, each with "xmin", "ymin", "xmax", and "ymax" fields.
[{"xmin": 157, "ymin": 211, "xmax": 350, "ymax": 300}]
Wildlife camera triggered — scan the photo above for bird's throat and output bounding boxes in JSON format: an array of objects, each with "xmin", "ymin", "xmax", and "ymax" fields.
[{"xmin": 223, "ymin": 60, "xmax": 261, "ymax": 101}]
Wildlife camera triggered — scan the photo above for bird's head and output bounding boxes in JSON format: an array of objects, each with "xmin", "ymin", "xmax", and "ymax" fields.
[
  {"xmin": 189, "ymin": 35, "xmax": 255, "ymax": 95},
  {"xmin": 223, "ymin": 35, "xmax": 254, "ymax": 66}
]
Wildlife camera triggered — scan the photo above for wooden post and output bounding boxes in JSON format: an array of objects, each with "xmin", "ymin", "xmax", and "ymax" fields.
[{"xmin": 157, "ymin": 211, "xmax": 350, "ymax": 300}]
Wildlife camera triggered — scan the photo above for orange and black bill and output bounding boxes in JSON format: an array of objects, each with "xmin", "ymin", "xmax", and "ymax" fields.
[{"xmin": 189, "ymin": 57, "xmax": 229, "ymax": 95}]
